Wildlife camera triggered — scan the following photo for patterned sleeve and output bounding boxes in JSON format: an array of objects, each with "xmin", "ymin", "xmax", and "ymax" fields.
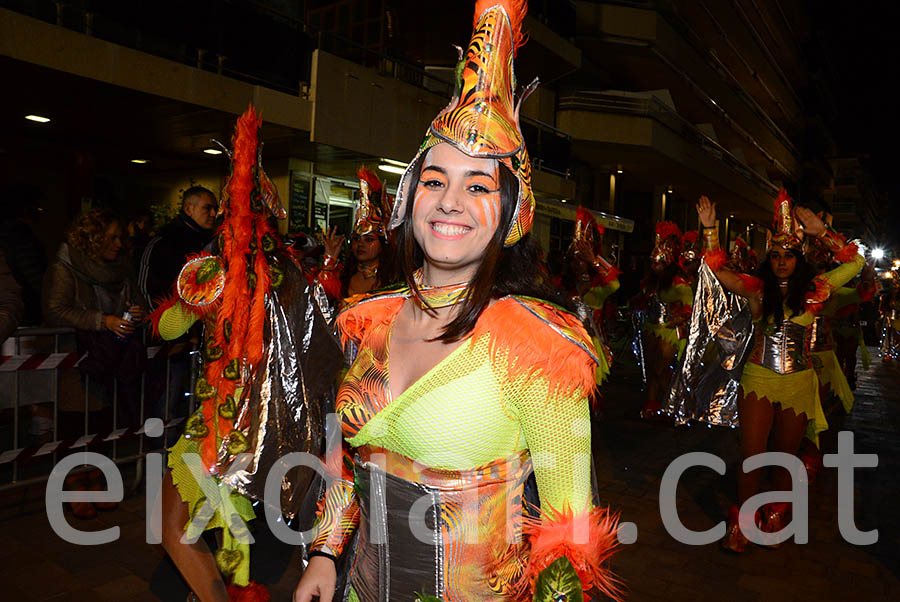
[{"xmin": 308, "ymin": 438, "xmax": 360, "ymax": 558}]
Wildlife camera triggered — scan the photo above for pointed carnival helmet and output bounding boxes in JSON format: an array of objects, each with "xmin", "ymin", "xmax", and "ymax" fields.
[
  {"xmin": 388, "ymin": 0, "xmax": 536, "ymax": 246},
  {"xmin": 355, "ymin": 166, "xmax": 392, "ymax": 238},
  {"xmin": 680, "ymin": 230, "xmax": 701, "ymax": 267},
  {"xmin": 650, "ymin": 221, "xmax": 682, "ymax": 265},
  {"xmin": 569, "ymin": 205, "xmax": 603, "ymax": 254},
  {"xmin": 766, "ymin": 188, "xmax": 803, "ymax": 252}
]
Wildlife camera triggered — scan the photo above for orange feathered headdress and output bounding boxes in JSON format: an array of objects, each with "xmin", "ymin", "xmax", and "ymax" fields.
[
  {"xmin": 389, "ymin": 0, "xmax": 536, "ymax": 247},
  {"xmin": 571, "ymin": 206, "xmax": 604, "ymax": 250},
  {"xmin": 651, "ymin": 221, "xmax": 681, "ymax": 265}
]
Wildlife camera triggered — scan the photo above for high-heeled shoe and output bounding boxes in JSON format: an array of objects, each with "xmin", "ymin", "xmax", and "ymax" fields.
[
  {"xmin": 721, "ymin": 505, "xmax": 749, "ymax": 553},
  {"xmin": 756, "ymin": 502, "xmax": 790, "ymax": 548}
]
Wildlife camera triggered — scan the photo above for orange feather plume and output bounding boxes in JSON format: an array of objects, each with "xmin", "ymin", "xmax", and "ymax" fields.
[
  {"xmin": 357, "ymin": 166, "xmax": 383, "ymax": 195},
  {"xmin": 475, "ymin": 0, "xmax": 528, "ymax": 54},
  {"xmin": 704, "ymin": 248, "xmax": 729, "ymax": 272}
]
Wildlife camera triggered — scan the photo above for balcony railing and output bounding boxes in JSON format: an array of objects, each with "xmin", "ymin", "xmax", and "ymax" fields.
[{"xmin": 559, "ymin": 91, "xmax": 779, "ymax": 195}]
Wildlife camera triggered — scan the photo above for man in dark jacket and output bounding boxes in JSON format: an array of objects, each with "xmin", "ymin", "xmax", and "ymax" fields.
[{"xmin": 139, "ymin": 186, "xmax": 217, "ymax": 307}]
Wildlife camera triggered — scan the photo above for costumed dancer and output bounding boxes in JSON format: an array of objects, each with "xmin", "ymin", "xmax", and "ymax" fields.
[
  {"xmin": 697, "ymin": 191, "xmax": 864, "ymax": 553},
  {"xmin": 294, "ymin": 2, "xmax": 621, "ymax": 601},
  {"xmin": 568, "ymin": 207, "xmax": 621, "ymax": 392},
  {"xmin": 318, "ymin": 167, "xmax": 396, "ymax": 305},
  {"xmin": 633, "ymin": 221, "xmax": 693, "ymax": 418},
  {"xmin": 680, "ymin": 229, "xmax": 702, "ymax": 289},
  {"xmin": 152, "ymin": 107, "xmax": 343, "ymax": 601},
  {"xmin": 831, "ymin": 269, "xmax": 876, "ymax": 390}
]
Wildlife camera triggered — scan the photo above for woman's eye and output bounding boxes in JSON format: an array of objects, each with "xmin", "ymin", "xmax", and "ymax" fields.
[
  {"xmin": 468, "ymin": 184, "xmax": 489, "ymax": 194},
  {"xmin": 422, "ymin": 179, "xmax": 444, "ymax": 188}
]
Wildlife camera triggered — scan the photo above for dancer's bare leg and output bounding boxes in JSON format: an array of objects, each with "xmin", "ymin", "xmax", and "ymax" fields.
[
  {"xmin": 160, "ymin": 469, "xmax": 229, "ymax": 602},
  {"xmin": 771, "ymin": 406, "xmax": 809, "ymax": 493},
  {"xmin": 737, "ymin": 391, "xmax": 775, "ymax": 506}
]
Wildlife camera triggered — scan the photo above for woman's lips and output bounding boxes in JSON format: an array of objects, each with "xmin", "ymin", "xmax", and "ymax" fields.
[{"xmin": 430, "ymin": 221, "xmax": 472, "ymax": 239}]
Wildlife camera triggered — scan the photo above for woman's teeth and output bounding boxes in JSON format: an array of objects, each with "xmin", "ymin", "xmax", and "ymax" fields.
[{"xmin": 432, "ymin": 222, "xmax": 471, "ymax": 236}]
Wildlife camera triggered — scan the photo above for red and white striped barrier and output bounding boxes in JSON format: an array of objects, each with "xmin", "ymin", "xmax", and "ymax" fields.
[
  {"xmin": 0, "ymin": 346, "xmax": 163, "ymax": 372},
  {"xmin": 0, "ymin": 416, "xmax": 185, "ymax": 465}
]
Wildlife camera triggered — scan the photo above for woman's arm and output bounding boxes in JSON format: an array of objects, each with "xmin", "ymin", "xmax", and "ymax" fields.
[
  {"xmin": 696, "ymin": 197, "xmax": 763, "ymax": 300},
  {"xmin": 42, "ymin": 262, "xmax": 104, "ymax": 330}
]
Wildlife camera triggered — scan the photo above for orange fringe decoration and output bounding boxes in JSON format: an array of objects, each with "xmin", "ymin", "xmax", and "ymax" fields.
[
  {"xmin": 805, "ymin": 276, "xmax": 835, "ymax": 315},
  {"xmin": 682, "ymin": 230, "xmax": 699, "ymax": 246},
  {"xmin": 521, "ymin": 504, "xmax": 623, "ymax": 602},
  {"xmin": 475, "ymin": 0, "xmax": 528, "ymax": 55},
  {"xmin": 737, "ymin": 273, "xmax": 764, "ymax": 293},
  {"xmin": 655, "ymin": 221, "xmax": 681, "ymax": 240},
  {"xmin": 835, "ymin": 242, "xmax": 860, "ymax": 264},
  {"xmin": 226, "ymin": 581, "xmax": 270, "ymax": 602},
  {"xmin": 336, "ymin": 295, "xmax": 405, "ymax": 348},
  {"xmin": 472, "ymin": 297, "xmax": 597, "ymax": 401},
  {"xmin": 704, "ymin": 248, "xmax": 728, "ymax": 272}
]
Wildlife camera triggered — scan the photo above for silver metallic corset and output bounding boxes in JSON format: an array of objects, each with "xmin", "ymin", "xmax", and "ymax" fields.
[
  {"xmin": 646, "ymin": 296, "xmax": 671, "ymax": 325},
  {"xmin": 748, "ymin": 319, "xmax": 810, "ymax": 374},
  {"xmin": 808, "ymin": 315, "xmax": 834, "ymax": 352}
]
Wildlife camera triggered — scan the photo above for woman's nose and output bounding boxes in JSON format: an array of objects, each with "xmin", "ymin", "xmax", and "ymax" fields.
[{"xmin": 437, "ymin": 186, "xmax": 463, "ymax": 212}]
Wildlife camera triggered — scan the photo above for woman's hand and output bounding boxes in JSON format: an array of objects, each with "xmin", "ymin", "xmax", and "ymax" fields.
[
  {"xmin": 697, "ymin": 196, "xmax": 716, "ymax": 229},
  {"xmin": 127, "ymin": 304, "xmax": 147, "ymax": 323},
  {"xmin": 293, "ymin": 556, "xmax": 337, "ymax": 602},
  {"xmin": 795, "ymin": 206, "xmax": 826, "ymax": 237},
  {"xmin": 103, "ymin": 314, "xmax": 136, "ymax": 335},
  {"xmin": 322, "ymin": 226, "xmax": 345, "ymax": 261}
]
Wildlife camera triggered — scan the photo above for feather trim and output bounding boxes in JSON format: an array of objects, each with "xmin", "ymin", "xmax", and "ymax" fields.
[
  {"xmin": 704, "ymin": 248, "xmax": 729, "ymax": 272},
  {"xmin": 335, "ymin": 294, "xmax": 406, "ymax": 348},
  {"xmin": 655, "ymin": 221, "xmax": 681, "ymax": 240},
  {"xmin": 521, "ymin": 504, "xmax": 623, "ymax": 602},
  {"xmin": 682, "ymin": 230, "xmax": 699, "ymax": 245},
  {"xmin": 472, "ymin": 297, "xmax": 597, "ymax": 400},
  {"xmin": 226, "ymin": 581, "xmax": 270, "ymax": 602},
  {"xmin": 737, "ymin": 273, "xmax": 764, "ymax": 293},
  {"xmin": 835, "ymin": 242, "xmax": 860, "ymax": 264},
  {"xmin": 805, "ymin": 276, "xmax": 835, "ymax": 315},
  {"xmin": 475, "ymin": 0, "xmax": 528, "ymax": 54},
  {"xmin": 357, "ymin": 165, "xmax": 384, "ymax": 195},
  {"xmin": 672, "ymin": 275, "xmax": 691, "ymax": 289},
  {"xmin": 596, "ymin": 265, "xmax": 621, "ymax": 287}
]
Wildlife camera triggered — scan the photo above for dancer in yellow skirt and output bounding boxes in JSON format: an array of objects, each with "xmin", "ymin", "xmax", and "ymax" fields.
[{"xmin": 698, "ymin": 191, "xmax": 863, "ymax": 552}]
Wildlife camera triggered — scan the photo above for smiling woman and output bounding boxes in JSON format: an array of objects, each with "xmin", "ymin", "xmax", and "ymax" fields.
[{"xmin": 294, "ymin": 2, "xmax": 623, "ymax": 602}]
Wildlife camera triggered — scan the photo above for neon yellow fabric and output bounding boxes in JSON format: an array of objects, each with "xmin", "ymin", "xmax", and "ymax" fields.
[
  {"xmin": 811, "ymin": 350, "xmax": 853, "ymax": 412},
  {"xmin": 741, "ymin": 362, "xmax": 827, "ymax": 445},
  {"xmin": 167, "ymin": 435, "xmax": 256, "ymax": 586},
  {"xmin": 646, "ymin": 282, "xmax": 692, "ymax": 358},
  {"xmin": 349, "ymin": 336, "xmax": 592, "ymax": 512},
  {"xmin": 583, "ymin": 280, "xmax": 619, "ymax": 310},
  {"xmin": 158, "ymin": 301, "xmax": 199, "ymax": 340}
]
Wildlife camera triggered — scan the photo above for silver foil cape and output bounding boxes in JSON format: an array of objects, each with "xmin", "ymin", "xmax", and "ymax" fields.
[
  {"xmin": 665, "ymin": 261, "xmax": 752, "ymax": 427},
  {"xmin": 221, "ymin": 253, "xmax": 343, "ymax": 524}
]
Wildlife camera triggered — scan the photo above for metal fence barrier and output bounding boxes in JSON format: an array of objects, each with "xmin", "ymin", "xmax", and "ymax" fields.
[{"xmin": 0, "ymin": 326, "xmax": 198, "ymax": 492}]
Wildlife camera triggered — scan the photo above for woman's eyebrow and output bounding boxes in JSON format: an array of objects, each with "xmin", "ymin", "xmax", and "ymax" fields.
[
  {"xmin": 421, "ymin": 165, "xmax": 446, "ymax": 175},
  {"xmin": 466, "ymin": 169, "xmax": 497, "ymax": 181}
]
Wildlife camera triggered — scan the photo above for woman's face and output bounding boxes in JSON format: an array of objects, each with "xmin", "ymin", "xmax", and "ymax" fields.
[
  {"xmin": 100, "ymin": 221, "xmax": 124, "ymax": 261},
  {"xmin": 412, "ymin": 143, "xmax": 502, "ymax": 282},
  {"xmin": 351, "ymin": 233, "xmax": 382, "ymax": 263},
  {"xmin": 769, "ymin": 245, "xmax": 798, "ymax": 279}
]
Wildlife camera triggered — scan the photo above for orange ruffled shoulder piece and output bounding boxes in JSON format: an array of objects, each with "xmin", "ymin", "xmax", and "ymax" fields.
[
  {"xmin": 472, "ymin": 296, "xmax": 599, "ymax": 400},
  {"xmin": 335, "ymin": 287, "xmax": 408, "ymax": 347}
]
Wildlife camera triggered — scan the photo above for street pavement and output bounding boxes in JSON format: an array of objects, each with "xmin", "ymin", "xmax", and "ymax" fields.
[{"xmin": 0, "ymin": 348, "xmax": 897, "ymax": 601}]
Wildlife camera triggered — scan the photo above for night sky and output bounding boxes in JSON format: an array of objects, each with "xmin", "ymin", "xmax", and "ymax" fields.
[{"xmin": 809, "ymin": 1, "xmax": 900, "ymax": 247}]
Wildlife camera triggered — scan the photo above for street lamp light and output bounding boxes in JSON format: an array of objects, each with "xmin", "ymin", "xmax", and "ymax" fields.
[{"xmin": 872, "ymin": 248, "xmax": 885, "ymax": 261}]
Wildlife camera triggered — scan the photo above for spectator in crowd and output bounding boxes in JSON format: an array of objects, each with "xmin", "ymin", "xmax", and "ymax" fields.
[
  {"xmin": 139, "ymin": 186, "xmax": 217, "ymax": 306},
  {"xmin": 0, "ymin": 184, "xmax": 46, "ymax": 325},
  {"xmin": 42, "ymin": 207, "xmax": 148, "ymax": 519},
  {"xmin": 127, "ymin": 211, "xmax": 153, "ymax": 270},
  {"xmin": 0, "ymin": 248, "xmax": 24, "ymax": 341}
]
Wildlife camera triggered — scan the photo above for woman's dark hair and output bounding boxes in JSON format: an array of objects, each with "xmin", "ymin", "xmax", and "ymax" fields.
[
  {"xmin": 339, "ymin": 234, "xmax": 396, "ymax": 297},
  {"xmin": 396, "ymin": 154, "xmax": 573, "ymax": 342},
  {"xmin": 758, "ymin": 248, "xmax": 815, "ymax": 323}
]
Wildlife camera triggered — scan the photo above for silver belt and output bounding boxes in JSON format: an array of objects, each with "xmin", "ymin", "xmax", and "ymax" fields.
[{"xmin": 647, "ymin": 297, "xmax": 670, "ymax": 325}]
